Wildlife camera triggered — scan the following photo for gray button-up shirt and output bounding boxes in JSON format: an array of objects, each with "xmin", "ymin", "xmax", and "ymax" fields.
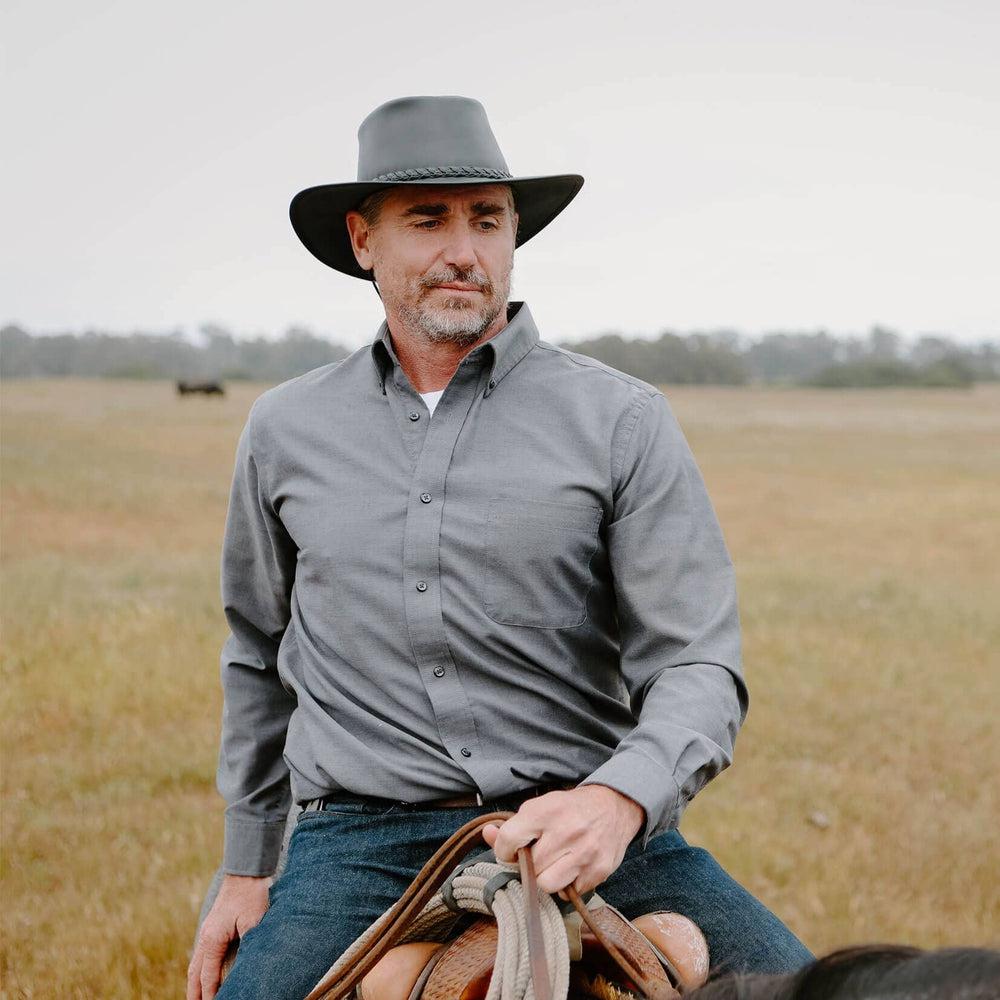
[{"xmin": 217, "ymin": 301, "xmax": 748, "ymax": 876}]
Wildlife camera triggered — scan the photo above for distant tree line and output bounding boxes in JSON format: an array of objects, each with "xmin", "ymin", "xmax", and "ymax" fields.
[
  {"xmin": 0, "ymin": 323, "xmax": 350, "ymax": 383},
  {"xmin": 559, "ymin": 325, "xmax": 998, "ymax": 387},
  {"xmin": 2, "ymin": 321, "xmax": 997, "ymax": 387}
]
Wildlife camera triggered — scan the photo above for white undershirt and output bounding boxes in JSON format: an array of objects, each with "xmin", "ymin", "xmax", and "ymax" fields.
[{"xmin": 419, "ymin": 389, "xmax": 445, "ymax": 416}]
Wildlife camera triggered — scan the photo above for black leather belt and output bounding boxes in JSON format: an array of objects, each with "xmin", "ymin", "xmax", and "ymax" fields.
[{"xmin": 301, "ymin": 779, "xmax": 577, "ymax": 813}]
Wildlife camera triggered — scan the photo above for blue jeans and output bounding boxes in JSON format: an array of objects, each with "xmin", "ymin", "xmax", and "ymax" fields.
[{"xmin": 217, "ymin": 798, "xmax": 812, "ymax": 999}]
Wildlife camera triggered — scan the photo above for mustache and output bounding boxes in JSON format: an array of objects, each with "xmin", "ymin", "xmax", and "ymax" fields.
[{"xmin": 419, "ymin": 267, "xmax": 493, "ymax": 293}]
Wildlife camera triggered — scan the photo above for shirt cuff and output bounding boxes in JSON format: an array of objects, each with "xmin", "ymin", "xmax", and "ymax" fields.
[
  {"xmin": 578, "ymin": 748, "xmax": 680, "ymax": 851},
  {"xmin": 223, "ymin": 813, "xmax": 288, "ymax": 877}
]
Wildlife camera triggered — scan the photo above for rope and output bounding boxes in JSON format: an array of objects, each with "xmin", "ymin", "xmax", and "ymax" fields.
[{"xmin": 317, "ymin": 858, "xmax": 571, "ymax": 1000}]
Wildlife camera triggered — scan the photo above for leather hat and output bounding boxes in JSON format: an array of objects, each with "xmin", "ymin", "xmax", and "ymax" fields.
[{"xmin": 289, "ymin": 95, "xmax": 584, "ymax": 281}]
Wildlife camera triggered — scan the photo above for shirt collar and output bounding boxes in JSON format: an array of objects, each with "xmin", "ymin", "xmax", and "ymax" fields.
[{"xmin": 369, "ymin": 301, "xmax": 539, "ymax": 397}]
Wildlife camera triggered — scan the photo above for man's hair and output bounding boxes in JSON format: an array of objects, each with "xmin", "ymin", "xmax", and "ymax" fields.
[
  {"xmin": 356, "ymin": 188, "xmax": 394, "ymax": 228},
  {"xmin": 355, "ymin": 185, "xmax": 517, "ymax": 231}
]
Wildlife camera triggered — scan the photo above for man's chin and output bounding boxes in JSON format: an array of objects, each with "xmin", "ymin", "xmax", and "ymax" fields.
[
  {"xmin": 431, "ymin": 298, "xmax": 477, "ymax": 314},
  {"xmin": 422, "ymin": 325, "xmax": 489, "ymax": 346},
  {"xmin": 417, "ymin": 305, "xmax": 498, "ymax": 343}
]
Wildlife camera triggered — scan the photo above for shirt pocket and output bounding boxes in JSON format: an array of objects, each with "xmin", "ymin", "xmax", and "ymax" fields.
[{"xmin": 482, "ymin": 497, "xmax": 603, "ymax": 628}]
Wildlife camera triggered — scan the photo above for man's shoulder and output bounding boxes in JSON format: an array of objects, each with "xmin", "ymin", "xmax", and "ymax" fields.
[
  {"xmin": 532, "ymin": 339, "xmax": 662, "ymax": 400},
  {"xmin": 250, "ymin": 344, "xmax": 373, "ymax": 421}
]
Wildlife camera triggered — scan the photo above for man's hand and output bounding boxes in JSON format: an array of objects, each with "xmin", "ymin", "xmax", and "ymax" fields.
[
  {"xmin": 186, "ymin": 873, "xmax": 272, "ymax": 1000},
  {"xmin": 480, "ymin": 784, "xmax": 645, "ymax": 900}
]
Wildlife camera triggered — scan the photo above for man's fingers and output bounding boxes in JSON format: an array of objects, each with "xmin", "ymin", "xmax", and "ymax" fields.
[
  {"xmin": 483, "ymin": 821, "xmax": 576, "ymax": 899},
  {"xmin": 523, "ymin": 830, "xmax": 580, "ymax": 879},
  {"xmin": 186, "ymin": 946, "xmax": 205, "ymax": 1000},
  {"xmin": 188, "ymin": 875, "xmax": 269, "ymax": 998},
  {"xmin": 534, "ymin": 851, "xmax": 583, "ymax": 896},
  {"xmin": 491, "ymin": 815, "xmax": 542, "ymax": 864},
  {"xmin": 191, "ymin": 932, "xmax": 230, "ymax": 1000},
  {"xmin": 200, "ymin": 946, "xmax": 224, "ymax": 1000}
]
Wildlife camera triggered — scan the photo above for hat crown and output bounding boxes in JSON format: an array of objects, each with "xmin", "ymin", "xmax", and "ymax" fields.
[{"xmin": 356, "ymin": 96, "xmax": 512, "ymax": 183}]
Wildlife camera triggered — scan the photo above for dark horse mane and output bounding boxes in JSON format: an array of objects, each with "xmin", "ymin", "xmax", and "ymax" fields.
[{"xmin": 684, "ymin": 942, "xmax": 1000, "ymax": 999}]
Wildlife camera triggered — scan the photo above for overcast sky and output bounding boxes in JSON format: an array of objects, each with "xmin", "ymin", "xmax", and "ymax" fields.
[{"xmin": 3, "ymin": 0, "xmax": 998, "ymax": 348}]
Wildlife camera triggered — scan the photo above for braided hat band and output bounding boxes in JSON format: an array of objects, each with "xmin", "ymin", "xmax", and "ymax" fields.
[{"xmin": 370, "ymin": 166, "xmax": 513, "ymax": 183}]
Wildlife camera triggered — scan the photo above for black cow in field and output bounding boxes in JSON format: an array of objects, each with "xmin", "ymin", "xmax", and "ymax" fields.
[{"xmin": 177, "ymin": 380, "xmax": 225, "ymax": 396}]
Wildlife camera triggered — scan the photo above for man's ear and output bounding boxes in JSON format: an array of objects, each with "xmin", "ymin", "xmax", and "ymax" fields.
[{"xmin": 345, "ymin": 211, "xmax": 375, "ymax": 271}]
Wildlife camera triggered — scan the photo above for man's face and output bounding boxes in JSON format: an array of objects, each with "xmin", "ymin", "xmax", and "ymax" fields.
[{"xmin": 346, "ymin": 184, "xmax": 518, "ymax": 348}]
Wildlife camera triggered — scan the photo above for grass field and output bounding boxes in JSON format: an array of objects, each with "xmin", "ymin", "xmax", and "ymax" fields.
[{"xmin": 2, "ymin": 377, "xmax": 998, "ymax": 997}]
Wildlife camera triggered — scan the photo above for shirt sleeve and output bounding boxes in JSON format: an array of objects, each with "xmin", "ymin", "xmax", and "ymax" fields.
[
  {"xmin": 578, "ymin": 391, "xmax": 749, "ymax": 850},
  {"xmin": 216, "ymin": 398, "xmax": 298, "ymax": 876}
]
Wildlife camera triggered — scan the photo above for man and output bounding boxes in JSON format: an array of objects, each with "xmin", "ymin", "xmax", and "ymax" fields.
[{"xmin": 188, "ymin": 96, "xmax": 813, "ymax": 1000}]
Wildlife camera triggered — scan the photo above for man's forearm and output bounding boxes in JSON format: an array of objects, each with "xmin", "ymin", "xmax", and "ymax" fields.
[
  {"xmin": 217, "ymin": 632, "xmax": 297, "ymax": 876},
  {"xmin": 578, "ymin": 659, "xmax": 746, "ymax": 850}
]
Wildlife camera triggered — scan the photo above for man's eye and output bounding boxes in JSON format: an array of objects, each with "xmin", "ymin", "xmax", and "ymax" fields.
[
  {"xmin": 478, "ymin": 221, "xmax": 499, "ymax": 231},
  {"xmin": 416, "ymin": 220, "xmax": 441, "ymax": 229}
]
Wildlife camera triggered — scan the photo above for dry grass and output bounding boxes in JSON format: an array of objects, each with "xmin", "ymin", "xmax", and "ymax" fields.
[{"xmin": 2, "ymin": 378, "xmax": 998, "ymax": 997}]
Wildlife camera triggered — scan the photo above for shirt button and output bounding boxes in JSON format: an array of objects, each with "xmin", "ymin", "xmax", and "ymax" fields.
[
  {"xmin": 460, "ymin": 747, "xmax": 472, "ymax": 758},
  {"xmin": 415, "ymin": 580, "xmax": 427, "ymax": 592},
  {"xmin": 433, "ymin": 666, "xmax": 445, "ymax": 677},
  {"xmin": 420, "ymin": 492, "xmax": 432, "ymax": 503},
  {"xmin": 408, "ymin": 411, "xmax": 420, "ymax": 421},
  {"xmin": 488, "ymin": 379, "xmax": 496, "ymax": 389}
]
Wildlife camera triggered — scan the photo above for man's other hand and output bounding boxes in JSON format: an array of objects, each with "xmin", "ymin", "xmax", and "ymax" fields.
[
  {"xmin": 186, "ymin": 873, "xmax": 272, "ymax": 1000},
  {"xmin": 480, "ymin": 784, "xmax": 645, "ymax": 900}
]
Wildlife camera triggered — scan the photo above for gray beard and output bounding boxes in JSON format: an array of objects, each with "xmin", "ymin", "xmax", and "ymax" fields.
[{"xmin": 397, "ymin": 294, "xmax": 506, "ymax": 347}]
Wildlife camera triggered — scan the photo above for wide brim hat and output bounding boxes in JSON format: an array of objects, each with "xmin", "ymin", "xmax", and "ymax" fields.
[{"xmin": 290, "ymin": 96, "xmax": 584, "ymax": 281}]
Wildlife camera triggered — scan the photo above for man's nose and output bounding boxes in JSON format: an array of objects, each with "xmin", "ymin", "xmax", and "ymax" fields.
[{"xmin": 440, "ymin": 225, "xmax": 478, "ymax": 270}]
